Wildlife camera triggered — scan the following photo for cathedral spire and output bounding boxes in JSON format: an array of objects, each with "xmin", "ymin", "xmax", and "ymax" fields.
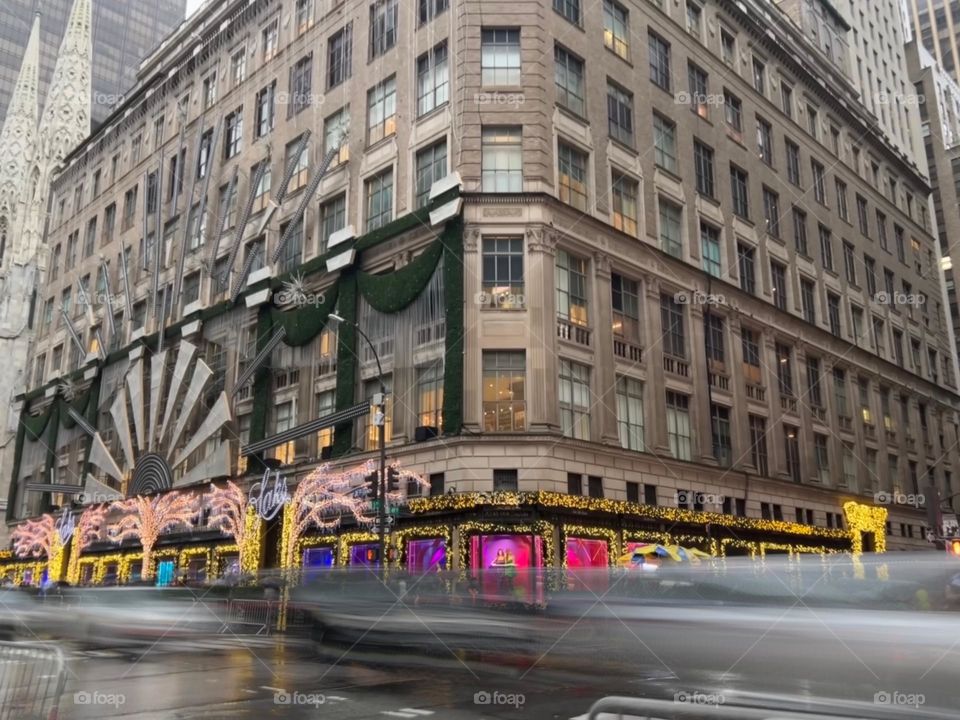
[
  {"xmin": 0, "ymin": 12, "xmax": 41, "ymax": 236},
  {"xmin": 16, "ymin": 0, "xmax": 92, "ymax": 265}
]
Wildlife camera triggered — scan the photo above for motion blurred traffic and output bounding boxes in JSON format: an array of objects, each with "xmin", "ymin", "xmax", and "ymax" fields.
[{"xmin": 3, "ymin": 553, "xmax": 960, "ymax": 718}]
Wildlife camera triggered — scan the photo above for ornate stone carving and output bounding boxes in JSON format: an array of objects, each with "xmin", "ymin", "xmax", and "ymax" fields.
[
  {"xmin": 526, "ymin": 226, "xmax": 558, "ymax": 255},
  {"xmin": 464, "ymin": 227, "xmax": 480, "ymax": 252}
]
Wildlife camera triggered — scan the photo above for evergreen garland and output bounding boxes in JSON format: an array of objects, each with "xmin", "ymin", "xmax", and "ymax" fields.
[
  {"xmin": 269, "ymin": 281, "xmax": 340, "ymax": 347},
  {"xmin": 356, "ymin": 240, "xmax": 444, "ymax": 313},
  {"xmin": 440, "ymin": 217, "xmax": 464, "ymax": 436},
  {"xmin": 332, "ymin": 269, "xmax": 359, "ymax": 458}
]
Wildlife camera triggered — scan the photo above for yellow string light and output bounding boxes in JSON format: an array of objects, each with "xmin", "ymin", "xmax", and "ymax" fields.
[
  {"xmin": 560, "ymin": 525, "xmax": 621, "ymax": 568},
  {"xmin": 455, "ymin": 520, "xmax": 556, "ymax": 573},
  {"xmin": 843, "ymin": 501, "xmax": 888, "ymax": 554}
]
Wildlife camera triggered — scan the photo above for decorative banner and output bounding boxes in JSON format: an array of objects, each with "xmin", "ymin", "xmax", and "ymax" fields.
[
  {"xmin": 56, "ymin": 508, "xmax": 76, "ymax": 545},
  {"xmin": 249, "ymin": 468, "xmax": 291, "ymax": 521}
]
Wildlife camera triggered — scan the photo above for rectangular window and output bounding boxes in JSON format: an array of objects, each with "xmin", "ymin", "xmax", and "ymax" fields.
[
  {"xmin": 724, "ymin": 90, "xmax": 742, "ymax": 133},
  {"xmin": 327, "ymin": 23, "xmax": 353, "ymax": 89},
  {"xmin": 660, "ymin": 293, "xmax": 685, "ymax": 358},
  {"xmin": 827, "ymin": 292, "xmax": 841, "ymax": 335},
  {"xmin": 202, "ymin": 73, "xmax": 217, "ymax": 110},
  {"xmin": 616, "ymin": 376, "xmax": 644, "ymax": 452},
  {"xmin": 370, "ymin": 0, "xmax": 398, "ymax": 58},
  {"xmin": 813, "ymin": 434, "xmax": 830, "ymax": 483},
  {"xmin": 417, "ymin": 41, "xmax": 449, "ymax": 117},
  {"xmin": 836, "ymin": 180, "xmax": 848, "ymax": 220},
  {"xmin": 612, "ymin": 273, "xmax": 640, "ymax": 342},
  {"xmin": 776, "ymin": 342, "xmax": 793, "ymax": 396},
  {"xmin": 364, "ymin": 168, "xmax": 394, "ymax": 231},
  {"xmin": 857, "ymin": 195, "xmax": 870, "ymax": 237},
  {"xmin": 721, "ymin": 28, "xmax": 736, "ymax": 66},
  {"xmin": 481, "ymin": 127, "xmax": 522, "ymax": 192},
  {"xmin": 762, "ymin": 187, "xmax": 780, "ymax": 237},
  {"xmin": 659, "ymin": 199, "xmax": 682, "ymax": 258},
  {"xmin": 262, "ymin": 18, "xmax": 279, "ymax": 61},
  {"xmin": 493, "ymin": 469, "xmax": 519, "ymax": 492},
  {"xmin": 319, "ymin": 194, "xmax": 346, "ymax": 252},
  {"xmin": 288, "ymin": 54, "xmax": 314, "ymax": 117},
  {"xmin": 686, "ymin": 1, "xmax": 702, "ymax": 38},
  {"xmin": 738, "ymin": 242, "xmax": 755, "ymax": 295},
  {"xmin": 278, "ymin": 218, "xmax": 303, "ymax": 272},
  {"xmin": 749, "ymin": 414, "xmax": 768, "ymax": 475},
  {"xmin": 819, "ymin": 225, "xmax": 833, "ymax": 270},
  {"xmin": 785, "ymin": 426, "xmax": 801, "ymax": 482},
  {"xmin": 786, "ymin": 140, "xmax": 801, "ymax": 186},
  {"xmin": 877, "ymin": 211, "xmax": 889, "ymax": 250},
  {"xmin": 793, "ymin": 208, "xmax": 808, "ymax": 255},
  {"xmin": 834, "ymin": 368, "xmax": 848, "ymax": 417},
  {"xmin": 481, "ymin": 29, "xmax": 521, "ymax": 86},
  {"xmin": 415, "ymin": 140, "xmax": 448, "ymax": 209},
  {"xmin": 812, "ymin": 160, "xmax": 826, "ymax": 204},
  {"xmin": 417, "ymin": 362, "xmax": 444, "ymax": 429},
  {"xmin": 607, "ymin": 82, "xmax": 634, "ymax": 146},
  {"xmin": 704, "ymin": 313, "xmax": 725, "ymax": 364},
  {"xmin": 781, "ymin": 82, "xmax": 794, "ymax": 117},
  {"xmin": 482, "ymin": 237, "xmax": 524, "ymax": 307},
  {"xmin": 555, "ymin": 45, "xmax": 585, "ymax": 116},
  {"xmin": 757, "ymin": 117, "xmax": 773, "ymax": 165},
  {"xmin": 603, "ymin": 0, "xmax": 629, "ymax": 59},
  {"xmin": 558, "ymin": 143, "xmax": 588, "ymax": 211},
  {"xmin": 807, "ymin": 104, "xmax": 819, "ymax": 138},
  {"xmin": 296, "ymin": 0, "xmax": 314, "ymax": 34},
  {"xmin": 653, "ymin": 113, "xmax": 677, "ymax": 172},
  {"xmin": 807, "ymin": 357, "xmax": 823, "ymax": 407},
  {"xmin": 255, "ymin": 82, "xmax": 276, "ymax": 138},
  {"xmin": 554, "ymin": 0, "xmax": 581, "ymax": 24},
  {"xmin": 648, "ymin": 32, "xmax": 671, "ymax": 90},
  {"xmin": 731, "ymin": 165, "xmax": 749, "ymax": 218},
  {"xmin": 559, "ymin": 359, "xmax": 591, "ymax": 439},
  {"xmin": 771, "ymin": 261, "xmax": 787, "ymax": 310},
  {"xmin": 482, "ymin": 351, "xmax": 526, "ymax": 431},
  {"xmin": 611, "ymin": 171, "xmax": 639, "ymax": 236},
  {"xmin": 366, "ymin": 76, "xmax": 397, "ymax": 144},
  {"xmin": 701, "ymin": 223, "xmax": 721, "ymax": 277},
  {"xmin": 556, "ymin": 250, "xmax": 589, "ymax": 326},
  {"xmin": 851, "ymin": 306, "xmax": 864, "ymax": 344},
  {"xmin": 666, "ymin": 391, "xmax": 691, "ymax": 461},
  {"xmin": 251, "ymin": 161, "xmax": 271, "ymax": 214},
  {"xmin": 419, "ymin": 0, "xmax": 449, "ymax": 24},
  {"xmin": 324, "ymin": 107, "xmax": 350, "ymax": 167},
  {"xmin": 741, "ymin": 327, "xmax": 761, "ymax": 369},
  {"xmin": 711, "ymin": 404, "xmax": 732, "ymax": 466},
  {"xmin": 693, "ymin": 140, "xmax": 714, "ymax": 197},
  {"xmin": 843, "ymin": 241, "xmax": 857, "ymax": 285},
  {"xmin": 752, "ymin": 56, "xmax": 766, "ymax": 94},
  {"xmin": 284, "ymin": 137, "xmax": 309, "ymax": 194},
  {"xmin": 800, "ymin": 278, "xmax": 816, "ymax": 324},
  {"xmin": 689, "ymin": 62, "xmax": 709, "ymax": 118},
  {"xmin": 224, "ymin": 107, "xmax": 243, "ymax": 159}
]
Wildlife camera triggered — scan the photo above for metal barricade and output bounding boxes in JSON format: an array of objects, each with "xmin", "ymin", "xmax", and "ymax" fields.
[
  {"xmin": 0, "ymin": 641, "xmax": 66, "ymax": 720},
  {"xmin": 586, "ymin": 696, "xmax": 901, "ymax": 720},
  {"xmin": 219, "ymin": 599, "xmax": 276, "ymax": 635}
]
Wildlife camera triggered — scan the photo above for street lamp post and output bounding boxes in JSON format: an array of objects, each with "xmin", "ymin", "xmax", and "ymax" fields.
[{"xmin": 329, "ymin": 314, "xmax": 388, "ymax": 567}]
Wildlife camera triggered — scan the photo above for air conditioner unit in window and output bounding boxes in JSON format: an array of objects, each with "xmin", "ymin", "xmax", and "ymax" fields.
[{"xmin": 414, "ymin": 426, "xmax": 438, "ymax": 442}]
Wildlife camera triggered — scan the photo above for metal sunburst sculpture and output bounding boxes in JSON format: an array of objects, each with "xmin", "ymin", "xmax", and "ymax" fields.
[{"xmin": 86, "ymin": 339, "xmax": 233, "ymax": 497}]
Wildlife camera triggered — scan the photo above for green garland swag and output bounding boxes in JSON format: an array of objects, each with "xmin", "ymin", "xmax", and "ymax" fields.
[
  {"xmin": 332, "ymin": 269, "xmax": 359, "ymax": 458},
  {"xmin": 268, "ymin": 280, "xmax": 340, "ymax": 347},
  {"xmin": 356, "ymin": 240, "xmax": 443, "ymax": 313},
  {"xmin": 440, "ymin": 216, "xmax": 464, "ymax": 436}
]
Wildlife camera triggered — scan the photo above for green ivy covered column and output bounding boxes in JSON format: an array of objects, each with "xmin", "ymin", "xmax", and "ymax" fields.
[
  {"xmin": 441, "ymin": 217, "xmax": 464, "ymax": 436},
  {"xmin": 248, "ymin": 306, "xmax": 273, "ymax": 472},
  {"xmin": 333, "ymin": 269, "xmax": 359, "ymax": 458}
]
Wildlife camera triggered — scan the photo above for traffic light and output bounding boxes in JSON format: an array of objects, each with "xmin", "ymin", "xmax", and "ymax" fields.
[
  {"xmin": 947, "ymin": 539, "xmax": 960, "ymax": 556},
  {"xmin": 387, "ymin": 465, "xmax": 400, "ymax": 493},
  {"xmin": 365, "ymin": 473, "xmax": 378, "ymax": 499},
  {"xmin": 366, "ymin": 547, "xmax": 380, "ymax": 563}
]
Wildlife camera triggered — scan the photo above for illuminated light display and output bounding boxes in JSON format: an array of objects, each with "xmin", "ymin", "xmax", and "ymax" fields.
[
  {"xmin": 11, "ymin": 514, "xmax": 66, "ymax": 582},
  {"xmin": 456, "ymin": 520, "xmax": 556, "ymax": 577},
  {"xmin": 561, "ymin": 525, "xmax": 620, "ymax": 568},
  {"xmin": 393, "ymin": 525, "xmax": 453, "ymax": 570},
  {"xmin": 335, "ymin": 531, "xmax": 378, "ymax": 567},
  {"xmin": 406, "ymin": 538, "xmax": 447, "ymax": 573},
  {"xmin": 207, "ymin": 482, "xmax": 264, "ymax": 575},
  {"xmin": 66, "ymin": 505, "xmax": 109, "ymax": 584},
  {"xmin": 110, "ymin": 492, "xmax": 198, "ymax": 579},
  {"xmin": 843, "ymin": 501, "xmax": 888, "ymax": 555}
]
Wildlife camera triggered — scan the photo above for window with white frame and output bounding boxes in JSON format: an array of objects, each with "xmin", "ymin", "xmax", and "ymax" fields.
[
  {"xmin": 415, "ymin": 140, "xmax": 447, "ymax": 209},
  {"xmin": 482, "ymin": 351, "xmax": 526, "ymax": 431},
  {"xmin": 666, "ymin": 391, "xmax": 691, "ymax": 460},
  {"xmin": 417, "ymin": 41, "xmax": 449, "ymax": 117},
  {"xmin": 611, "ymin": 171, "xmax": 638, "ymax": 236},
  {"xmin": 367, "ymin": 76, "xmax": 397, "ymax": 145},
  {"xmin": 481, "ymin": 127, "xmax": 522, "ymax": 192},
  {"xmin": 365, "ymin": 168, "xmax": 393, "ymax": 231},
  {"xmin": 559, "ymin": 359, "xmax": 591, "ymax": 439},
  {"xmin": 616, "ymin": 376, "xmax": 644, "ymax": 451},
  {"xmin": 481, "ymin": 29, "xmax": 521, "ymax": 86},
  {"xmin": 556, "ymin": 249, "xmax": 588, "ymax": 326},
  {"xmin": 557, "ymin": 142, "xmax": 588, "ymax": 211},
  {"xmin": 417, "ymin": 361, "xmax": 444, "ymax": 429},
  {"xmin": 327, "ymin": 22, "xmax": 353, "ymax": 89}
]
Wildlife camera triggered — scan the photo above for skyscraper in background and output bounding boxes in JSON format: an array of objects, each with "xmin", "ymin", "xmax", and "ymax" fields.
[
  {"xmin": 908, "ymin": 0, "xmax": 960, "ymax": 82},
  {"xmin": 0, "ymin": 0, "xmax": 188, "ymax": 128}
]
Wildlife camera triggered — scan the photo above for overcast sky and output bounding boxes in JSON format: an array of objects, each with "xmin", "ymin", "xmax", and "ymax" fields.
[{"xmin": 186, "ymin": 0, "xmax": 204, "ymax": 17}]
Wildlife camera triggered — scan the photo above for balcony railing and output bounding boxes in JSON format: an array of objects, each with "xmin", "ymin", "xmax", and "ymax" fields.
[
  {"xmin": 885, "ymin": 429, "xmax": 897, "ymax": 444},
  {"xmin": 557, "ymin": 318, "xmax": 591, "ymax": 347},
  {"xmin": 905, "ymin": 433, "xmax": 916, "ymax": 450},
  {"xmin": 663, "ymin": 355, "xmax": 690, "ymax": 378},
  {"xmin": 863, "ymin": 423, "xmax": 876, "ymax": 441},
  {"xmin": 709, "ymin": 373, "xmax": 730, "ymax": 391},
  {"xmin": 779, "ymin": 394, "xmax": 798, "ymax": 413},
  {"xmin": 812, "ymin": 405, "xmax": 827, "ymax": 423},
  {"xmin": 838, "ymin": 414, "xmax": 853, "ymax": 432},
  {"xmin": 745, "ymin": 383, "xmax": 766, "ymax": 402},
  {"xmin": 613, "ymin": 338, "xmax": 643, "ymax": 364}
]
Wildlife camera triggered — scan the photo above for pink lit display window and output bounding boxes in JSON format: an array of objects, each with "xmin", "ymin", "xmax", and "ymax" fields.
[
  {"xmin": 469, "ymin": 534, "xmax": 544, "ymax": 603},
  {"xmin": 565, "ymin": 537, "xmax": 610, "ymax": 591},
  {"xmin": 406, "ymin": 538, "xmax": 446, "ymax": 573}
]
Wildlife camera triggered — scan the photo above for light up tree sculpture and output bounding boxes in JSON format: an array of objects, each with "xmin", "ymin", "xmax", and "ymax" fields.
[
  {"xmin": 66, "ymin": 506, "xmax": 109, "ymax": 584},
  {"xmin": 206, "ymin": 481, "xmax": 262, "ymax": 575},
  {"xmin": 111, "ymin": 492, "xmax": 197, "ymax": 579},
  {"xmin": 12, "ymin": 514, "xmax": 64, "ymax": 581},
  {"xmin": 279, "ymin": 461, "xmax": 429, "ymax": 570}
]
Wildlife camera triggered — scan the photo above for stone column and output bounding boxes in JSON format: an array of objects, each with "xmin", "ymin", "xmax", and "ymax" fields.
[
  {"xmin": 592, "ymin": 251, "xmax": 620, "ymax": 445},
  {"xmin": 643, "ymin": 275, "xmax": 671, "ymax": 455},
  {"xmin": 526, "ymin": 227, "xmax": 559, "ymax": 432},
  {"xmin": 462, "ymin": 228, "xmax": 482, "ymax": 432}
]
